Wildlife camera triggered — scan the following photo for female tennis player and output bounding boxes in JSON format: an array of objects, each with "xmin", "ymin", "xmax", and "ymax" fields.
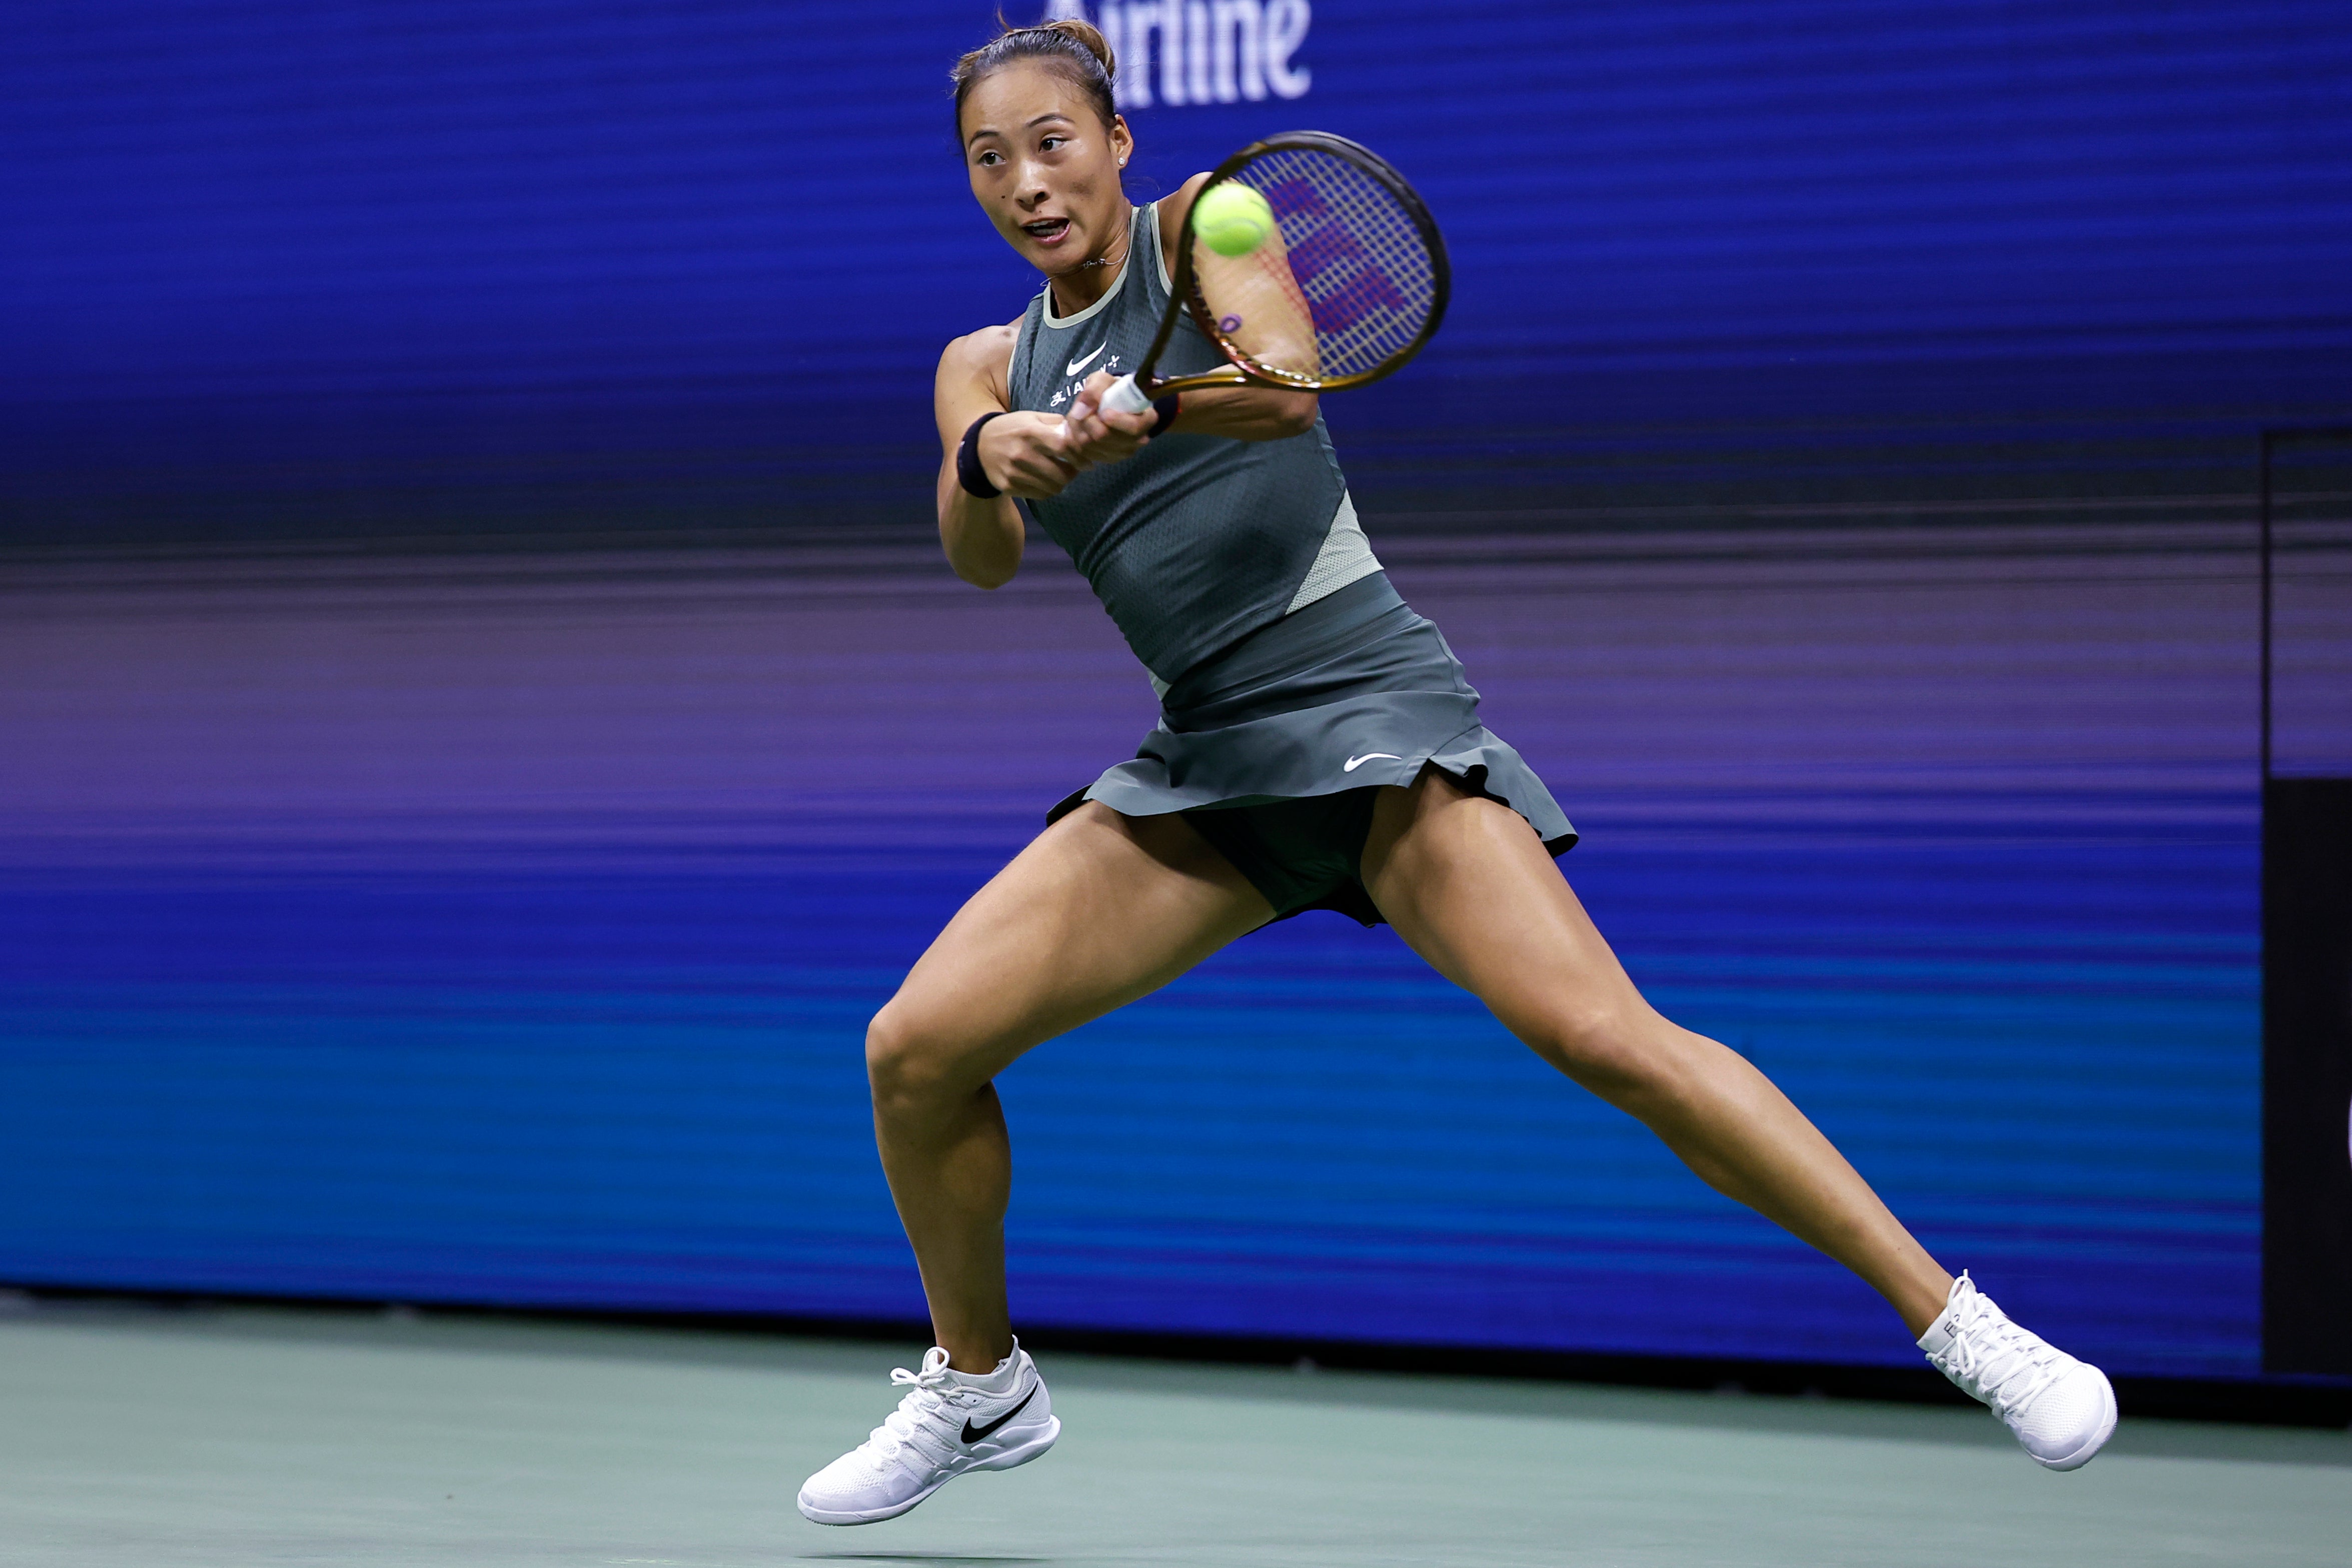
[{"xmin": 797, "ymin": 20, "xmax": 2116, "ymax": 1526}]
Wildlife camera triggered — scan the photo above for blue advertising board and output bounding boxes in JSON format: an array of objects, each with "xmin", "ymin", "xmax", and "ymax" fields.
[{"xmin": 5, "ymin": 3, "xmax": 2349, "ymax": 1380}]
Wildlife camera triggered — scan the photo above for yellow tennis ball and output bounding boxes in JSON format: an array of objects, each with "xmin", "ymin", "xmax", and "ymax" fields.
[{"xmin": 1194, "ymin": 182, "xmax": 1276, "ymax": 258}]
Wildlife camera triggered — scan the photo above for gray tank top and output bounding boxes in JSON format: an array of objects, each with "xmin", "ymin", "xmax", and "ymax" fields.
[{"xmin": 1007, "ymin": 203, "xmax": 1379, "ymax": 685}]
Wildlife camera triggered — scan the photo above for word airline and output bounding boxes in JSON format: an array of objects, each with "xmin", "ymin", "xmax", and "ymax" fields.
[{"xmin": 1041, "ymin": 1, "xmax": 1314, "ymax": 107}]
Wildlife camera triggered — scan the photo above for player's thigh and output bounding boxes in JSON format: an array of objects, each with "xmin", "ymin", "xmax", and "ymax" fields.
[
  {"xmin": 1360, "ymin": 772, "xmax": 1667, "ymax": 1098},
  {"xmin": 872, "ymin": 801, "xmax": 1273, "ymax": 1098}
]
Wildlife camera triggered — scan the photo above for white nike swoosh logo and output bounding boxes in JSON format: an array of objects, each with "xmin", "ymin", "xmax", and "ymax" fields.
[
  {"xmin": 1066, "ymin": 341, "xmax": 1109, "ymax": 377},
  {"xmin": 1344, "ymin": 753, "xmax": 1402, "ymax": 772}
]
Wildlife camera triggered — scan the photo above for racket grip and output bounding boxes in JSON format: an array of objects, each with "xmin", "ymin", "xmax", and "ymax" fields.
[{"xmin": 1099, "ymin": 374, "xmax": 1152, "ymax": 416}]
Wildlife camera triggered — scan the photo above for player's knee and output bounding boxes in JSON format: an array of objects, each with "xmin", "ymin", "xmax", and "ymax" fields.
[
  {"xmin": 864, "ymin": 1005, "xmax": 956, "ymax": 1119},
  {"xmin": 1531, "ymin": 1002, "xmax": 1684, "ymax": 1109}
]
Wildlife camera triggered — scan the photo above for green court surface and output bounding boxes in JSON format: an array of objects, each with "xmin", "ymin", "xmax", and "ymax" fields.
[{"xmin": 1, "ymin": 1303, "xmax": 2343, "ymax": 1567}]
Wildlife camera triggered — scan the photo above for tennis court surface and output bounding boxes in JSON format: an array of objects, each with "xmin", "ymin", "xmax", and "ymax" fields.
[{"xmin": 3, "ymin": 1301, "xmax": 2342, "ymax": 1567}]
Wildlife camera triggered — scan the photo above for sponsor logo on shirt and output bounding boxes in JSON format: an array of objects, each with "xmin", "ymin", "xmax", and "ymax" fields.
[{"xmin": 1049, "ymin": 354, "xmax": 1122, "ymax": 409}]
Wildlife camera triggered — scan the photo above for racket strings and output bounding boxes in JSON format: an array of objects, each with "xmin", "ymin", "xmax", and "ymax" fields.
[
  {"xmin": 1228, "ymin": 148, "xmax": 1436, "ymax": 381},
  {"xmin": 1192, "ymin": 222, "xmax": 1320, "ymax": 382}
]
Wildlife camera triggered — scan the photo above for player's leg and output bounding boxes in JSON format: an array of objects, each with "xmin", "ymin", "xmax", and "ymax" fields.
[
  {"xmin": 1361, "ymin": 770, "xmax": 1949, "ymax": 1328},
  {"xmin": 866, "ymin": 799, "xmax": 1272, "ymax": 1369},
  {"xmin": 803, "ymin": 802, "xmax": 1272, "ymax": 1524},
  {"xmin": 1360, "ymin": 770, "xmax": 2115, "ymax": 1468}
]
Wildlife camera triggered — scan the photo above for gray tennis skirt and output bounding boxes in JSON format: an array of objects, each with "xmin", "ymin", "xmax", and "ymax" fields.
[{"xmin": 1048, "ymin": 572, "xmax": 1576, "ymax": 925}]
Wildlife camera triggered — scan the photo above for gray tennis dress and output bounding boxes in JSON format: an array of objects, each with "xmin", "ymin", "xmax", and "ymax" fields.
[{"xmin": 1008, "ymin": 203, "xmax": 1574, "ymax": 924}]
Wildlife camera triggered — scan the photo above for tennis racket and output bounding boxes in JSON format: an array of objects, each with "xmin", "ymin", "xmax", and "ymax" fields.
[{"xmin": 1098, "ymin": 130, "xmax": 1449, "ymax": 417}]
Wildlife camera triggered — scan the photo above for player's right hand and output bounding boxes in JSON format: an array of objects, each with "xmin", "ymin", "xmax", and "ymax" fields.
[
  {"xmin": 1059, "ymin": 371, "xmax": 1156, "ymax": 470},
  {"xmin": 981, "ymin": 411, "xmax": 1086, "ymax": 499}
]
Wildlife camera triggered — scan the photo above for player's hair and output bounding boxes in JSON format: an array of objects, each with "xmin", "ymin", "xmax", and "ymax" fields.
[{"xmin": 951, "ymin": 16, "xmax": 1118, "ymax": 140}]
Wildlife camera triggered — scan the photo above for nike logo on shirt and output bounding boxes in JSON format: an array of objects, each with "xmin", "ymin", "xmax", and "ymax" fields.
[
  {"xmin": 960, "ymin": 1385, "xmax": 1038, "ymax": 1445},
  {"xmin": 1066, "ymin": 341, "xmax": 1109, "ymax": 377},
  {"xmin": 1344, "ymin": 753, "xmax": 1402, "ymax": 772}
]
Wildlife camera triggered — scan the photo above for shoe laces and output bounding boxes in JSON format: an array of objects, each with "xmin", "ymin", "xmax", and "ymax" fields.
[
  {"xmin": 1940, "ymin": 1275, "xmax": 2067, "ymax": 1415},
  {"xmin": 861, "ymin": 1347, "xmax": 969, "ymax": 1469}
]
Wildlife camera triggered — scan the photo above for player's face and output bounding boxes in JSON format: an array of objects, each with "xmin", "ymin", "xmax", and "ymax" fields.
[{"xmin": 960, "ymin": 62, "xmax": 1131, "ymax": 273}]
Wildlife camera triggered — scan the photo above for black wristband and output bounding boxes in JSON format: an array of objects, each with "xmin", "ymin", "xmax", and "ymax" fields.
[
  {"xmin": 956, "ymin": 412, "xmax": 1005, "ymax": 499},
  {"xmin": 1148, "ymin": 394, "xmax": 1181, "ymax": 436}
]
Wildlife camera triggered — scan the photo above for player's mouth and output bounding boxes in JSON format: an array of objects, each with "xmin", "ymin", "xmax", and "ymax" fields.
[{"xmin": 1021, "ymin": 216, "xmax": 1072, "ymax": 247}]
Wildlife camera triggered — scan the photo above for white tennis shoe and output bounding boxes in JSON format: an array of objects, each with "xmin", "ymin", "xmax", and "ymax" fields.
[
  {"xmin": 796, "ymin": 1340, "xmax": 1059, "ymax": 1525},
  {"xmin": 1919, "ymin": 1271, "xmax": 2117, "ymax": 1470}
]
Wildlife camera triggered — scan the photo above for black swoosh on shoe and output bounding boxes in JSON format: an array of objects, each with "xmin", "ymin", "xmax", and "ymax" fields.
[{"xmin": 959, "ymin": 1384, "xmax": 1037, "ymax": 1445}]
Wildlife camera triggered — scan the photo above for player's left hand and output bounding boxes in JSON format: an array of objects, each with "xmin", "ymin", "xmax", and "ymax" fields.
[{"xmin": 1060, "ymin": 370, "xmax": 1155, "ymax": 467}]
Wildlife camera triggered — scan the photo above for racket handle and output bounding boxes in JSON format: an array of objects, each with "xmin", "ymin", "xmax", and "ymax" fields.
[{"xmin": 1099, "ymin": 373, "xmax": 1152, "ymax": 416}]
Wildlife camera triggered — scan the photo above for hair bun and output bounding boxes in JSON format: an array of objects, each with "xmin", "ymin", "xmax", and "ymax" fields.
[{"xmin": 1039, "ymin": 18, "xmax": 1115, "ymax": 82}]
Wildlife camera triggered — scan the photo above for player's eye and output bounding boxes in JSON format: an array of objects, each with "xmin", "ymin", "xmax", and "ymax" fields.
[
  {"xmin": 1039, "ymin": 136, "xmax": 1065, "ymax": 152},
  {"xmin": 976, "ymin": 150, "xmax": 1002, "ymax": 167}
]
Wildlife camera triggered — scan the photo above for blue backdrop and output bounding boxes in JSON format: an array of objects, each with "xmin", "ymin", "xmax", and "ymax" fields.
[
  {"xmin": 5, "ymin": 2, "xmax": 2349, "ymax": 1381},
  {"xmin": 8, "ymin": 0, "xmax": 2348, "ymax": 539}
]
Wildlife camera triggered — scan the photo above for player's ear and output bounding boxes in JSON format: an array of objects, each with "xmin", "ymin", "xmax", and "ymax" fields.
[{"xmin": 1109, "ymin": 115, "xmax": 1132, "ymax": 170}]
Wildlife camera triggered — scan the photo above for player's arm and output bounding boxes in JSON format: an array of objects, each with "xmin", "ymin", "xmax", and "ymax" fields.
[
  {"xmin": 1152, "ymin": 173, "xmax": 1318, "ymax": 441},
  {"xmin": 933, "ymin": 325, "xmax": 1083, "ymax": 590}
]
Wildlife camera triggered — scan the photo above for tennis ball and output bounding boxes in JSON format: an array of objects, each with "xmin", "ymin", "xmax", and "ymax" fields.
[{"xmin": 1194, "ymin": 182, "xmax": 1276, "ymax": 258}]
